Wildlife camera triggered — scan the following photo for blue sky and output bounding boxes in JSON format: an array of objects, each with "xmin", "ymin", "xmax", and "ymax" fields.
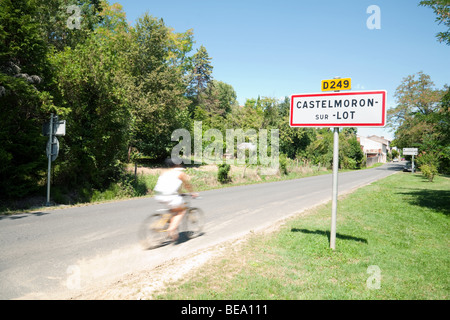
[{"xmin": 117, "ymin": 0, "xmax": 450, "ymax": 140}]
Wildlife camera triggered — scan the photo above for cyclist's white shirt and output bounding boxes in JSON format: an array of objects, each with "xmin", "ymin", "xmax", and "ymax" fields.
[{"xmin": 154, "ymin": 168, "xmax": 184, "ymax": 207}]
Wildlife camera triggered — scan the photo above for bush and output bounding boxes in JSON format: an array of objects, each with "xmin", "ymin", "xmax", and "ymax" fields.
[
  {"xmin": 217, "ymin": 164, "xmax": 231, "ymax": 183},
  {"xmin": 342, "ymin": 157, "xmax": 357, "ymax": 169},
  {"xmin": 416, "ymin": 151, "xmax": 438, "ymax": 169},
  {"xmin": 420, "ymin": 164, "xmax": 438, "ymax": 182},
  {"xmin": 279, "ymin": 154, "xmax": 288, "ymax": 175}
]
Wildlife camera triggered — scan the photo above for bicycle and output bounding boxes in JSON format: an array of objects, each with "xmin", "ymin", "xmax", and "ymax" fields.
[{"xmin": 139, "ymin": 193, "xmax": 205, "ymax": 249}]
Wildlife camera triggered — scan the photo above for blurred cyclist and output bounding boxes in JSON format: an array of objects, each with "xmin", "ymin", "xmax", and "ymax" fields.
[{"xmin": 154, "ymin": 158, "xmax": 198, "ymax": 241}]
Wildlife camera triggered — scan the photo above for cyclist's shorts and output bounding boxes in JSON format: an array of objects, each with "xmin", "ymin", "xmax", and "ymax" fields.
[{"xmin": 155, "ymin": 194, "xmax": 184, "ymax": 208}]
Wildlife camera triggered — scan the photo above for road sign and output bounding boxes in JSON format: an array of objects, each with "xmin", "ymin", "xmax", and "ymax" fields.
[
  {"xmin": 290, "ymin": 90, "xmax": 386, "ymax": 127},
  {"xmin": 46, "ymin": 136, "xmax": 59, "ymax": 162},
  {"xmin": 43, "ymin": 120, "xmax": 66, "ymax": 136},
  {"xmin": 321, "ymin": 78, "xmax": 351, "ymax": 91},
  {"xmin": 403, "ymin": 148, "xmax": 418, "ymax": 155}
]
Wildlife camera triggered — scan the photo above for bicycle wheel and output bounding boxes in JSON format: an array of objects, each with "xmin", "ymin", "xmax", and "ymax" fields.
[
  {"xmin": 138, "ymin": 213, "xmax": 170, "ymax": 249},
  {"xmin": 183, "ymin": 207, "xmax": 205, "ymax": 239}
]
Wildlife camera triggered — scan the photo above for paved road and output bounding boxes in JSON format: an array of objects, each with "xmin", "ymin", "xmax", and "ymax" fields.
[{"xmin": 0, "ymin": 162, "xmax": 404, "ymax": 299}]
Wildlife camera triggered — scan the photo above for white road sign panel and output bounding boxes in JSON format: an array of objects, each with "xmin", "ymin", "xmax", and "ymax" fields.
[
  {"xmin": 290, "ymin": 90, "xmax": 387, "ymax": 127},
  {"xmin": 403, "ymin": 148, "xmax": 418, "ymax": 155},
  {"xmin": 42, "ymin": 120, "xmax": 66, "ymax": 136}
]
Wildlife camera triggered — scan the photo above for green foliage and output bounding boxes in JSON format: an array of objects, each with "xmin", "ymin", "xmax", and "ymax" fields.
[
  {"xmin": 0, "ymin": 0, "xmax": 55, "ymax": 198},
  {"xmin": 32, "ymin": 0, "xmax": 104, "ymax": 51},
  {"xmin": 391, "ymin": 149, "xmax": 399, "ymax": 160},
  {"xmin": 279, "ymin": 154, "xmax": 288, "ymax": 175},
  {"xmin": 416, "ymin": 150, "xmax": 439, "ymax": 168},
  {"xmin": 217, "ymin": 163, "xmax": 231, "ymax": 183},
  {"xmin": 420, "ymin": 164, "xmax": 438, "ymax": 182},
  {"xmin": 1, "ymin": 0, "xmax": 196, "ymax": 201},
  {"xmin": 390, "ymin": 72, "xmax": 449, "ymax": 174},
  {"xmin": 305, "ymin": 129, "xmax": 334, "ymax": 168},
  {"xmin": 50, "ymin": 19, "xmax": 132, "ymax": 189},
  {"xmin": 419, "ymin": 0, "xmax": 450, "ymax": 45},
  {"xmin": 340, "ymin": 133, "xmax": 364, "ymax": 169},
  {"xmin": 187, "ymin": 45, "xmax": 213, "ymax": 107},
  {"xmin": 129, "ymin": 13, "xmax": 192, "ymax": 160},
  {"xmin": 416, "ymin": 150, "xmax": 440, "ymax": 182}
]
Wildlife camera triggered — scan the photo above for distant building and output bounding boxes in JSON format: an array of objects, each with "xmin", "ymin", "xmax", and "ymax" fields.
[{"xmin": 357, "ymin": 135, "xmax": 392, "ymax": 166}]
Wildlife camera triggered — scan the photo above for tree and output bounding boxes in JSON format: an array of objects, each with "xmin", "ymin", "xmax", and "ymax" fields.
[
  {"xmin": 0, "ymin": 0, "xmax": 58, "ymax": 198},
  {"xmin": 278, "ymin": 97, "xmax": 315, "ymax": 159},
  {"xmin": 436, "ymin": 87, "xmax": 450, "ymax": 173},
  {"xmin": 187, "ymin": 45, "xmax": 213, "ymax": 109},
  {"xmin": 197, "ymin": 80, "xmax": 237, "ymax": 117},
  {"xmin": 417, "ymin": 1, "xmax": 450, "ymax": 173},
  {"xmin": 230, "ymin": 98, "xmax": 264, "ymax": 130},
  {"xmin": 420, "ymin": 0, "xmax": 450, "ymax": 45},
  {"xmin": 32, "ymin": 0, "xmax": 104, "ymax": 51},
  {"xmin": 49, "ymin": 2, "xmax": 133, "ymax": 190},
  {"xmin": 129, "ymin": 13, "xmax": 191, "ymax": 161},
  {"xmin": 389, "ymin": 72, "xmax": 449, "ymax": 174},
  {"xmin": 339, "ymin": 131, "xmax": 364, "ymax": 169},
  {"xmin": 388, "ymin": 72, "xmax": 445, "ymax": 148},
  {"xmin": 305, "ymin": 129, "xmax": 333, "ymax": 168}
]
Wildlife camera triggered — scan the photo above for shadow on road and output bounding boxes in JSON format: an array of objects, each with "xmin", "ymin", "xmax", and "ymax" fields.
[
  {"xmin": 375, "ymin": 163, "xmax": 405, "ymax": 171},
  {"xmin": 143, "ymin": 231, "xmax": 206, "ymax": 250},
  {"xmin": 174, "ymin": 231, "xmax": 206, "ymax": 245},
  {"xmin": 291, "ymin": 228, "xmax": 368, "ymax": 244},
  {"xmin": 0, "ymin": 211, "xmax": 50, "ymax": 221}
]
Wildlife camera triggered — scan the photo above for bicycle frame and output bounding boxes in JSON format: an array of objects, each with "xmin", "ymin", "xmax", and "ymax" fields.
[{"xmin": 139, "ymin": 193, "xmax": 203, "ymax": 249}]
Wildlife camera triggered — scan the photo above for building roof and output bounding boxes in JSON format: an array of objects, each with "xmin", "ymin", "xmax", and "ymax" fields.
[{"xmin": 367, "ymin": 135, "xmax": 391, "ymax": 145}]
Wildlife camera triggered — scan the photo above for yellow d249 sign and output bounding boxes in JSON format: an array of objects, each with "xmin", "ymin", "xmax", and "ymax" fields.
[{"xmin": 321, "ymin": 78, "xmax": 351, "ymax": 91}]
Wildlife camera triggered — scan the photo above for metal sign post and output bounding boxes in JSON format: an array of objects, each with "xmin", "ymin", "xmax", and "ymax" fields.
[
  {"xmin": 330, "ymin": 77, "xmax": 341, "ymax": 250},
  {"xmin": 43, "ymin": 114, "xmax": 65, "ymax": 206},
  {"xmin": 46, "ymin": 114, "xmax": 54, "ymax": 206},
  {"xmin": 330, "ymin": 126, "xmax": 339, "ymax": 250}
]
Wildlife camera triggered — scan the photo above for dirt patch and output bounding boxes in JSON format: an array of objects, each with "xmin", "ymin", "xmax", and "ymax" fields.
[
  {"xmin": 126, "ymin": 166, "xmax": 163, "ymax": 176},
  {"xmin": 196, "ymin": 164, "xmax": 218, "ymax": 172},
  {"xmin": 68, "ymin": 238, "xmax": 246, "ymax": 300}
]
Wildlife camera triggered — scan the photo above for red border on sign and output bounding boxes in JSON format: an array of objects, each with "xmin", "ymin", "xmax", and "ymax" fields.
[{"xmin": 290, "ymin": 90, "xmax": 386, "ymax": 127}]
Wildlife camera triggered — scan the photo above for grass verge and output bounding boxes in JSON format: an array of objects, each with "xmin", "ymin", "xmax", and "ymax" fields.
[{"xmin": 154, "ymin": 172, "xmax": 449, "ymax": 300}]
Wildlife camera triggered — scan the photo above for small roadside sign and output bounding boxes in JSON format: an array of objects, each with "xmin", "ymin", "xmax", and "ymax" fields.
[
  {"xmin": 403, "ymin": 148, "xmax": 418, "ymax": 155},
  {"xmin": 43, "ymin": 120, "xmax": 66, "ymax": 136},
  {"xmin": 46, "ymin": 136, "xmax": 59, "ymax": 162},
  {"xmin": 290, "ymin": 90, "xmax": 387, "ymax": 127},
  {"xmin": 321, "ymin": 78, "xmax": 351, "ymax": 91}
]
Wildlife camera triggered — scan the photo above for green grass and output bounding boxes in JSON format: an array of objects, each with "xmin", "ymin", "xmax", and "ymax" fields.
[{"xmin": 155, "ymin": 172, "xmax": 449, "ymax": 300}]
